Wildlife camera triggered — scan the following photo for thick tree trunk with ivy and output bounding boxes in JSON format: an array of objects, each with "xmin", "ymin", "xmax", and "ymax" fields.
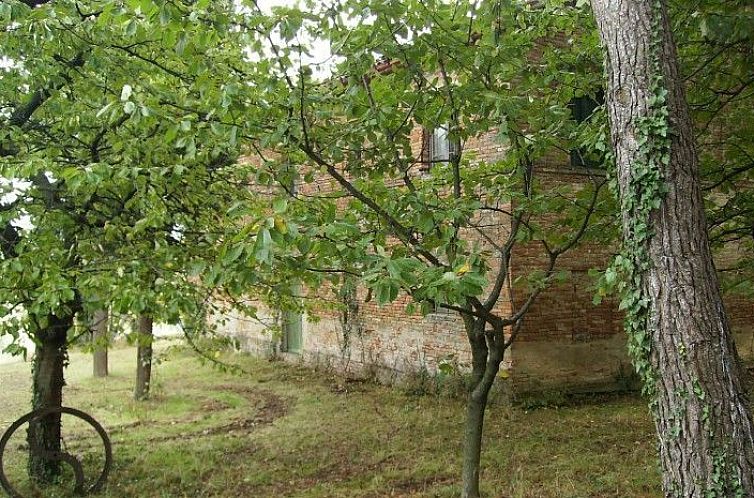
[
  {"xmin": 27, "ymin": 313, "xmax": 72, "ymax": 483},
  {"xmin": 134, "ymin": 314, "xmax": 153, "ymax": 400},
  {"xmin": 591, "ymin": 0, "xmax": 754, "ymax": 495},
  {"xmin": 461, "ymin": 316, "xmax": 504, "ymax": 498},
  {"xmin": 92, "ymin": 309, "xmax": 108, "ymax": 378}
]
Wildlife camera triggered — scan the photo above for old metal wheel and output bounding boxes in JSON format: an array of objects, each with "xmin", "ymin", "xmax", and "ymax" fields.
[{"xmin": 0, "ymin": 407, "xmax": 112, "ymax": 497}]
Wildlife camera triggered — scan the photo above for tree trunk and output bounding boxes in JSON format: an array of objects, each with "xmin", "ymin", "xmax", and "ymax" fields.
[
  {"xmin": 461, "ymin": 317, "xmax": 503, "ymax": 498},
  {"xmin": 134, "ymin": 314, "xmax": 153, "ymax": 400},
  {"xmin": 27, "ymin": 313, "xmax": 72, "ymax": 484},
  {"xmin": 92, "ymin": 309, "xmax": 108, "ymax": 378},
  {"xmin": 461, "ymin": 395, "xmax": 486, "ymax": 498},
  {"xmin": 591, "ymin": 1, "xmax": 754, "ymax": 495}
]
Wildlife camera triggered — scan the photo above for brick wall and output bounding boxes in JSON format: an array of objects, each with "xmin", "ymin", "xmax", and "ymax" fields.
[
  {"xmin": 214, "ymin": 124, "xmax": 754, "ymax": 395},
  {"xmin": 507, "ymin": 168, "xmax": 629, "ymax": 392}
]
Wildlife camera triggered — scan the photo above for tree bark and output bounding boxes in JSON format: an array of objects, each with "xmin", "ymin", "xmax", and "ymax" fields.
[
  {"xmin": 461, "ymin": 317, "xmax": 503, "ymax": 498},
  {"xmin": 134, "ymin": 314, "xmax": 153, "ymax": 400},
  {"xmin": 591, "ymin": 0, "xmax": 754, "ymax": 495},
  {"xmin": 27, "ymin": 313, "xmax": 72, "ymax": 484},
  {"xmin": 461, "ymin": 396, "xmax": 486, "ymax": 498},
  {"xmin": 92, "ymin": 309, "xmax": 108, "ymax": 378}
]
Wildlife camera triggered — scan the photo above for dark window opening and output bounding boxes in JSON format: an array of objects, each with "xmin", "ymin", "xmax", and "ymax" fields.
[{"xmin": 568, "ymin": 90, "xmax": 605, "ymax": 168}]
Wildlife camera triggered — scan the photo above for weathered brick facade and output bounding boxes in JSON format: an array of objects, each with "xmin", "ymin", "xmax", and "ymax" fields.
[{"xmin": 214, "ymin": 124, "xmax": 754, "ymax": 395}]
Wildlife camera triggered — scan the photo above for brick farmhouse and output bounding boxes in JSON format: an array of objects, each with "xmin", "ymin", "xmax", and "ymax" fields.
[{"xmin": 214, "ymin": 84, "xmax": 754, "ymax": 397}]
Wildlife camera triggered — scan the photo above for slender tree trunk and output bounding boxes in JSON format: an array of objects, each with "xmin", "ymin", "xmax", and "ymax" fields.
[
  {"xmin": 591, "ymin": 1, "xmax": 754, "ymax": 495},
  {"xmin": 461, "ymin": 317, "xmax": 503, "ymax": 498},
  {"xmin": 27, "ymin": 313, "xmax": 72, "ymax": 483},
  {"xmin": 92, "ymin": 309, "xmax": 108, "ymax": 378},
  {"xmin": 461, "ymin": 394, "xmax": 487, "ymax": 498},
  {"xmin": 134, "ymin": 314, "xmax": 153, "ymax": 400}
]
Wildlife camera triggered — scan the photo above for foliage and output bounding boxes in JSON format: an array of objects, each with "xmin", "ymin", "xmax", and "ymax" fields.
[
  {"xmin": 0, "ymin": 0, "xmax": 282, "ymax": 352},
  {"xmin": 229, "ymin": 0, "xmax": 609, "ymax": 326},
  {"xmin": 2, "ymin": 0, "xmax": 753, "ymax": 494},
  {"xmin": 231, "ymin": 3, "xmax": 611, "ymax": 494},
  {"xmin": 675, "ymin": 0, "xmax": 754, "ymax": 297},
  {"xmin": 1, "ymin": 1, "xmax": 613, "ymax": 492},
  {"xmin": 0, "ymin": 0, "xmax": 615, "ymax": 359}
]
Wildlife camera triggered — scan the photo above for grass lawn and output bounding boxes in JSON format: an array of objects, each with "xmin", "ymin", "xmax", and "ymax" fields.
[{"xmin": 0, "ymin": 343, "xmax": 661, "ymax": 497}]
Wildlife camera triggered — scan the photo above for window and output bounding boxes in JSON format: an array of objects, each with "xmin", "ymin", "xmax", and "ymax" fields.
[
  {"xmin": 422, "ymin": 124, "xmax": 459, "ymax": 170},
  {"xmin": 568, "ymin": 91, "xmax": 605, "ymax": 168},
  {"xmin": 431, "ymin": 125, "xmax": 451, "ymax": 162},
  {"xmin": 569, "ymin": 94, "xmax": 601, "ymax": 123},
  {"xmin": 282, "ymin": 310, "xmax": 303, "ymax": 354},
  {"xmin": 281, "ymin": 283, "xmax": 303, "ymax": 354}
]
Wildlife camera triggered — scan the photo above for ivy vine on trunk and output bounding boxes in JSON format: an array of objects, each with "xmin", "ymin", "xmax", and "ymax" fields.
[
  {"xmin": 590, "ymin": 0, "xmax": 754, "ymax": 495},
  {"xmin": 27, "ymin": 312, "xmax": 76, "ymax": 483}
]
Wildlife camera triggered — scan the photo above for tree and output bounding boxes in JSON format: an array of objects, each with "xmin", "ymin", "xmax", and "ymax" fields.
[
  {"xmin": 234, "ymin": 1, "xmax": 609, "ymax": 495},
  {"xmin": 10, "ymin": 0, "xmax": 752, "ymax": 495},
  {"xmin": 0, "ymin": 0, "xmax": 265, "ymax": 483},
  {"xmin": 676, "ymin": 1, "xmax": 754, "ymax": 299},
  {"xmin": 91, "ymin": 309, "xmax": 109, "ymax": 378},
  {"xmin": 590, "ymin": 0, "xmax": 754, "ymax": 495},
  {"xmin": 134, "ymin": 314, "xmax": 153, "ymax": 400}
]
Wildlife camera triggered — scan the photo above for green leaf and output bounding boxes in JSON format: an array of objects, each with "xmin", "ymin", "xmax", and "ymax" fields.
[{"xmin": 273, "ymin": 198, "xmax": 288, "ymax": 214}]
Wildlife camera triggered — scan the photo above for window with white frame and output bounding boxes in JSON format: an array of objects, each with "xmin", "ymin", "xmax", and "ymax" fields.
[{"xmin": 428, "ymin": 124, "xmax": 458, "ymax": 164}]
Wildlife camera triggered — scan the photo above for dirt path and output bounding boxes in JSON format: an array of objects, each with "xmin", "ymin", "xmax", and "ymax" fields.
[{"xmin": 104, "ymin": 385, "xmax": 290, "ymax": 444}]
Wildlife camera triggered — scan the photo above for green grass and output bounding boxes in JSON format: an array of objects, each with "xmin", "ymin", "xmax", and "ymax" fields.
[{"xmin": 0, "ymin": 344, "xmax": 661, "ymax": 497}]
